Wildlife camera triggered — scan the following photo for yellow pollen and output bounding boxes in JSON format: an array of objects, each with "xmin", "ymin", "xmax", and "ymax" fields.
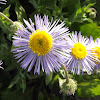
[
  {"xmin": 71, "ymin": 43, "xmax": 87, "ymax": 59},
  {"xmin": 92, "ymin": 47, "xmax": 100, "ymax": 63},
  {"xmin": 29, "ymin": 29, "xmax": 53, "ymax": 56}
]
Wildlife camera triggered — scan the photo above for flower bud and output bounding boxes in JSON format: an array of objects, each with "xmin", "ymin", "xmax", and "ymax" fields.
[
  {"xmin": 89, "ymin": 12, "xmax": 96, "ymax": 18},
  {"xmin": 88, "ymin": 8, "xmax": 97, "ymax": 19},
  {"xmin": 10, "ymin": 21, "xmax": 23, "ymax": 33},
  {"xmin": 60, "ymin": 78, "xmax": 77, "ymax": 95}
]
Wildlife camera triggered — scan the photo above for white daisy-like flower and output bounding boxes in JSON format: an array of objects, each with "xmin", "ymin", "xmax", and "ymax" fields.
[
  {"xmin": 12, "ymin": 14, "xmax": 69, "ymax": 75},
  {"xmin": 65, "ymin": 32, "xmax": 96, "ymax": 75},
  {"xmin": 90, "ymin": 38, "xmax": 100, "ymax": 72}
]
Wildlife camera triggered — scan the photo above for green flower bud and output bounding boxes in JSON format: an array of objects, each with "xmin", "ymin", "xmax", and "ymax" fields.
[
  {"xmin": 60, "ymin": 78, "xmax": 77, "ymax": 95},
  {"xmin": 10, "ymin": 21, "xmax": 23, "ymax": 33},
  {"xmin": 88, "ymin": 8, "xmax": 97, "ymax": 19},
  {"xmin": 89, "ymin": 12, "xmax": 96, "ymax": 18}
]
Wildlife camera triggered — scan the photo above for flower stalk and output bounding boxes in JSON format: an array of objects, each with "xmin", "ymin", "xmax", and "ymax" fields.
[{"xmin": 62, "ymin": 65, "xmax": 69, "ymax": 83}]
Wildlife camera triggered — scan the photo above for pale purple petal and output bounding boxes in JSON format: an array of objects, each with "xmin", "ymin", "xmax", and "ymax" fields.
[
  {"xmin": 12, "ymin": 14, "xmax": 69, "ymax": 75},
  {"xmin": 65, "ymin": 32, "xmax": 96, "ymax": 74}
]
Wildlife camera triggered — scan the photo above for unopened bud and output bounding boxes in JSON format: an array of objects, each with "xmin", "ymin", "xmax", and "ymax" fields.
[
  {"xmin": 88, "ymin": 8, "xmax": 97, "ymax": 19},
  {"xmin": 10, "ymin": 21, "xmax": 23, "ymax": 33},
  {"xmin": 61, "ymin": 78, "xmax": 77, "ymax": 95},
  {"xmin": 89, "ymin": 12, "xmax": 96, "ymax": 18}
]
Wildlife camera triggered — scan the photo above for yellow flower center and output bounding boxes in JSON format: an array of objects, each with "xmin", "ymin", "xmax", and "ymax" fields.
[
  {"xmin": 29, "ymin": 29, "xmax": 53, "ymax": 56},
  {"xmin": 71, "ymin": 43, "xmax": 87, "ymax": 59},
  {"xmin": 92, "ymin": 47, "xmax": 100, "ymax": 60}
]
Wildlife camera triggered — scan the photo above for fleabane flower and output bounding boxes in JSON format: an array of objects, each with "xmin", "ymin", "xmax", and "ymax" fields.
[
  {"xmin": 0, "ymin": 0, "xmax": 7, "ymax": 4},
  {"xmin": 12, "ymin": 14, "xmax": 69, "ymax": 75},
  {"xmin": 65, "ymin": 32, "xmax": 96, "ymax": 75},
  {"xmin": 90, "ymin": 38, "xmax": 100, "ymax": 72}
]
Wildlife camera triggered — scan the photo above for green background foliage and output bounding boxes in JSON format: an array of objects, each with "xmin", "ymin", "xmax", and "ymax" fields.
[{"xmin": 0, "ymin": 0, "xmax": 100, "ymax": 100}]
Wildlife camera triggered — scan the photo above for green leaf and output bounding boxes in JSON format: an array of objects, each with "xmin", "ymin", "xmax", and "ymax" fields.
[
  {"xmin": 2, "ymin": 5, "xmax": 11, "ymax": 17},
  {"xmin": 0, "ymin": 5, "xmax": 11, "ymax": 26},
  {"xmin": 8, "ymin": 75, "xmax": 20, "ymax": 89},
  {"xmin": 29, "ymin": 0, "xmax": 40, "ymax": 9},
  {"xmin": 82, "ymin": 3, "xmax": 95, "ymax": 12},
  {"xmin": 76, "ymin": 79, "xmax": 100, "ymax": 97},
  {"xmin": 20, "ymin": 79, "xmax": 26, "ymax": 93},
  {"xmin": 80, "ymin": 22, "xmax": 100, "ymax": 39},
  {"xmin": 58, "ymin": 77, "xmax": 66, "ymax": 88},
  {"xmin": 0, "ymin": 43, "xmax": 9, "ymax": 60},
  {"xmin": 59, "ymin": 68, "xmax": 65, "ymax": 78},
  {"xmin": 69, "ymin": 1, "xmax": 94, "ymax": 23},
  {"xmin": 15, "ymin": 1, "xmax": 27, "ymax": 22},
  {"xmin": 51, "ymin": 74, "xmax": 59, "ymax": 85},
  {"xmin": 45, "ymin": 72, "xmax": 53, "ymax": 85}
]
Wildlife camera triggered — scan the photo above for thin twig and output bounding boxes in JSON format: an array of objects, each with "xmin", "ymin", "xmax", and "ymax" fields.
[
  {"xmin": 0, "ymin": 12, "xmax": 14, "ymax": 24},
  {"xmin": 62, "ymin": 64, "xmax": 69, "ymax": 83}
]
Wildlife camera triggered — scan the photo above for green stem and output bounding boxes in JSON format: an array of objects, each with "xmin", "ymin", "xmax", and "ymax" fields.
[
  {"xmin": 62, "ymin": 65, "xmax": 69, "ymax": 83},
  {"xmin": 0, "ymin": 12, "xmax": 14, "ymax": 24}
]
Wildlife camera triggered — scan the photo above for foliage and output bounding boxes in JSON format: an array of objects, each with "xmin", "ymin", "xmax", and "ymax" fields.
[{"xmin": 0, "ymin": 0, "xmax": 100, "ymax": 100}]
